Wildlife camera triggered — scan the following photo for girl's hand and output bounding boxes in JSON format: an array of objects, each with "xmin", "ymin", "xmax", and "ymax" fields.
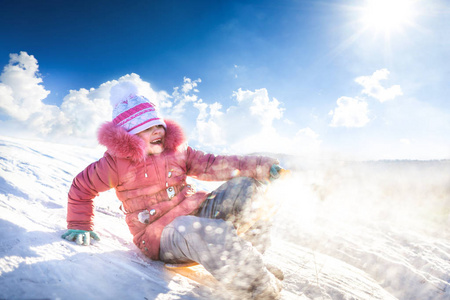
[
  {"xmin": 61, "ymin": 229, "xmax": 100, "ymax": 246},
  {"xmin": 269, "ymin": 164, "xmax": 289, "ymax": 181}
]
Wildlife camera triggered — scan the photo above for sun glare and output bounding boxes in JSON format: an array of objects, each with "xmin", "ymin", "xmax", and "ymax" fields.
[{"xmin": 361, "ymin": 0, "xmax": 416, "ymax": 34}]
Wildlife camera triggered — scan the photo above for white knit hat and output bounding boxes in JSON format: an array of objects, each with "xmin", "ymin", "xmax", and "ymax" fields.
[{"xmin": 110, "ymin": 82, "xmax": 166, "ymax": 135}]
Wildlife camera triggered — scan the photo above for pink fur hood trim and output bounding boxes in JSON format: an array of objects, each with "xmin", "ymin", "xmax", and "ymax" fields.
[{"xmin": 97, "ymin": 119, "xmax": 186, "ymax": 162}]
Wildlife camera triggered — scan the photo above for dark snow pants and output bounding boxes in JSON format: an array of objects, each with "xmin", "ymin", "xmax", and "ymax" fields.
[{"xmin": 159, "ymin": 177, "xmax": 275, "ymax": 292}]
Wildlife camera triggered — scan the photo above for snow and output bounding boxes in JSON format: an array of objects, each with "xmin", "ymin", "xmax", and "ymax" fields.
[{"xmin": 0, "ymin": 135, "xmax": 449, "ymax": 299}]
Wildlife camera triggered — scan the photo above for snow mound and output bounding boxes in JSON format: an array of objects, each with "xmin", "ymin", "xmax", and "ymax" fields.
[{"xmin": 0, "ymin": 135, "xmax": 449, "ymax": 299}]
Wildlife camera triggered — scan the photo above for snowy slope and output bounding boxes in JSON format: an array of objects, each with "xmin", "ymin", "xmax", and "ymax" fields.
[{"xmin": 0, "ymin": 135, "xmax": 449, "ymax": 299}]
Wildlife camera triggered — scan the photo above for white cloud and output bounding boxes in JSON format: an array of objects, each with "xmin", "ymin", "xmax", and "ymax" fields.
[
  {"xmin": 190, "ymin": 88, "xmax": 284, "ymax": 150},
  {"xmin": 180, "ymin": 77, "xmax": 201, "ymax": 94},
  {"xmin": 162, "ymin": 85, "xmax": 294, "ymax": 154},
  {"xmin": 169, "ymin": 77, "xmax": 202, "ymax": 119},
  {"xmin": 329, "ymin": 96, "xmax": 370, "ymax": 128},
  {"xmin": 59, "ymin": 88, "xmax": 111, "ymax": 137},
  {"xmin": 355, "ymin": 69, "xmax": 402, "ymax": 102},
  {"xmin": 233, "ymin": 88, "xmax": 284, "ymax": 128},
  {"xmin": 0, "ymin": 52, "xmax": 50, "ymax": 121},
  {"xmin": 192, "ymin": 100, "xmax": 225, "ymax": 147},
  {"xmin": 186, "ymin": 87, "xmax": 322, "ymax": 156},
  {"xmin": 329, "ymin": 69, "xmax": 402, "ymax": 128}
]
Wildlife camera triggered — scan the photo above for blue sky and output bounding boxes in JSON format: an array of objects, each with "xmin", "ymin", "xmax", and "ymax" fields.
[{"xmin": 0, "ymin": 0, "xmax": 449, "ymax": 159}]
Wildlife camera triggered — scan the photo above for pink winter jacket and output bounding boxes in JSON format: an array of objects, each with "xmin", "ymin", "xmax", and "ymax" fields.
[{"xmin": 67, "ymin": 120, "xmax": 278, "ymax": 260}]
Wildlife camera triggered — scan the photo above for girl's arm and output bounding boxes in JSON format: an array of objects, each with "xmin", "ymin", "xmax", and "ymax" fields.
[
  {"xmin": 67, "ymin": 153, "xmax": 119, "ymax": 231},
  {"xmin": 185, "ymin": 147, "xmax": 279, "ymax": 182}
]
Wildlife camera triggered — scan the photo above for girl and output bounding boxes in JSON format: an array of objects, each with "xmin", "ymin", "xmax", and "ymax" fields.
[{"xmin": 62, "ymin": 82, "xmax": 285, "ymax": 299}]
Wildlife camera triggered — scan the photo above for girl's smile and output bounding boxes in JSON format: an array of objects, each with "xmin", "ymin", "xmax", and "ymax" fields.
[{"xmin": 137, "ymin": 125, "xmax": 165, "ymax": 155}]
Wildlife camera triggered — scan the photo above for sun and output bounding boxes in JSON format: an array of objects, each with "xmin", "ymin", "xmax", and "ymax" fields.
[{"xmin": 360, "ymin": 0, "xmax": 417, "ymax": 34}]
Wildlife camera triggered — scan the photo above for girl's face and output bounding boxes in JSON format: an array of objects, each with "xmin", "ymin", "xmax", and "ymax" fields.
[{"xmin": 136, "ymin": 125, "xmax": 165, "ymax": 155}]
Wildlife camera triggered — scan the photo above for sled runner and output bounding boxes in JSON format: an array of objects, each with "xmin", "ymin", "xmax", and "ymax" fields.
[{"xmin": 164, "ymin": 262, "xmax": 218, "ymax": 287}]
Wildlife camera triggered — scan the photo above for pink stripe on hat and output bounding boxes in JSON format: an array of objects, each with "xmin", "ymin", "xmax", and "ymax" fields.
[
  {"xmin": 113, "ymin": 102, "xmax": 154, "ymax": 125},
  {"xmin": 110, "ymin": 82, "xmax": 166, "ymax": 134}
]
